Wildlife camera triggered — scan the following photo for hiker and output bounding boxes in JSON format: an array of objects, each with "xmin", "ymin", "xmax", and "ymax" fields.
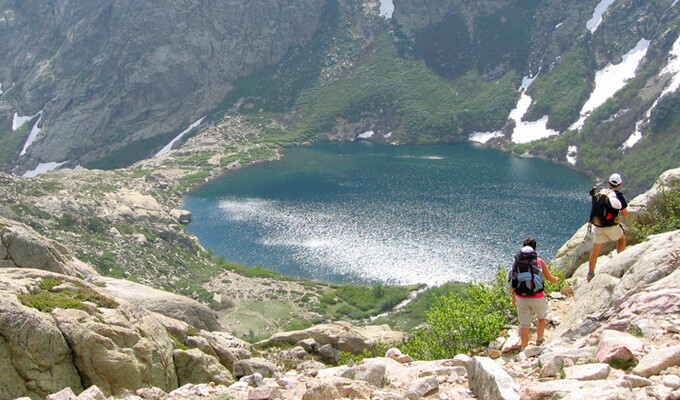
[
  {"xmin": 509, "ymin": 237, "xmax": 560, "ymax": 348},
  {"xmin": 587, "ymin": 173, "xmax": 628, "ymax": 282}
]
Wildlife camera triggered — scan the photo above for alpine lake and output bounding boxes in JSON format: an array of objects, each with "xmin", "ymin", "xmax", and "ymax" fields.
[{"xmin": 182, "ymin": 142, "xmax": 594, "ymax": 286}]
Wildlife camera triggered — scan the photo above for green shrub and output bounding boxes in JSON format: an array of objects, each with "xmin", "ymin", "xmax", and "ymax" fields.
[
  {"xmin": 630, "ymin": 179, "xmax": 680, "ymax": 237},
  {"xmin": 338, "ymin": 341, "xmax": 390, "ymax": 365},
  {"xmin": 401, "ymin": 270, "xmax": 513, "ymax": 359}
]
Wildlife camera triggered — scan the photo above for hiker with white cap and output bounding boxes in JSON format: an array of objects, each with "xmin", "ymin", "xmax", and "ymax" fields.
[{"xmin": 587, "ymin": 173, "xmax": 628, "ymax": 282}]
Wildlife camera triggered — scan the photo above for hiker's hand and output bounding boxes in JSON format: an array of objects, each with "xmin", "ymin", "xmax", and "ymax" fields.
[
  {"xmin": 512, "ymin": 296, "xmax": 517, "ymax": 306},
  {"xmin": 589, "ymin": 187, "xmax": 597, "ymax": 197}
]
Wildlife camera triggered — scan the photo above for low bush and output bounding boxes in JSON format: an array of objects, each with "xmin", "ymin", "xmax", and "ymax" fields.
[{"xmin": 401, "ymin": 269, "xmax": 514, "ymax": 360}]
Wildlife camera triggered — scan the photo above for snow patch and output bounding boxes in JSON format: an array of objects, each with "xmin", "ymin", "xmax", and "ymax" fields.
[
  {"xmin": 509, "ymin": 75, "xmax": 560, "ymax": 144},
  {"xmin": 587, "ymin": 0, "xmax": 617, "ymax": 32},
  {"xmin": 469, "ymin": 131, "xmax": 502, "ymax": 144},
  {"xmin": 570, "ymin": 39, "xmax": 650, "ymax": 131},
  {"xmin": 357, "ymin": 130, "xmax": 374, "ymax": 139},
  {"xmin": 19, "ymin": 112, "xmax": 43, "ymax": 156},
  {"xmin": 12, "ymin": 112, "xmax": 39, "ymax": 131},
  {"xmin": 379, "ymin": 0, "xmax": 394, "ymax": 19},
  {"xmin": 673, "ymin": 0, "xmax": 679, "ymax": 7},
  {"xmin": 0, "ymin": 83, "xmax": 3, "ymax": 95},
  {"xmin": 23, "ymin": 161, "xmax": 67, "ymax": 178},
  {"xmin": 623, "ymin": 35, "xmax": 680, "ymax": 151},
  {"xmin": 154, "ymin": 117, "xmax": 205, "ymax": 157},
  {"xmin": 566, "ymin": 146, "xmax": 578, "ymax": 165},
  {"xmin": 384, "ymin": 132, "xmax": 393, "ymax": 139}
]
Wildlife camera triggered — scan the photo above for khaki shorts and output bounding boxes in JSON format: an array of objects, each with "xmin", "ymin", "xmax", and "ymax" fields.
[
  {"xmin": 516, "ymin": 296, "xmax": 547, "ymax": 328},
  {"xmin": 593, "ymin": 225, "xmax": 624, "ymax": 244}
]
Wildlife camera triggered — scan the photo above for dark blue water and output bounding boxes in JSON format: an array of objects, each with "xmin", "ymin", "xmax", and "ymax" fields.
[{"xmin": 182, "ymin": 142, "xmax": 593, "ymax": 285}]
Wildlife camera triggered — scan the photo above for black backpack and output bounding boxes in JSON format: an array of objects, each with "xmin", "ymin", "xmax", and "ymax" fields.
[
  {"xmin": 590, "ymin": 189, "xmax": 618, "ymax": 227},
  {"xmin": 509, "ymin": 249, "xmax": 544, "ymax": 297}
]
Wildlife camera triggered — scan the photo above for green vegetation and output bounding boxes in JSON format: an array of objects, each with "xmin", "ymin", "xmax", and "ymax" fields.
[
  {"xmin": 401, "ymin": 270, "xmax": 514, "ymax": 359},
  {"xmin": 18, "ymin": 278, "xmax": 119, "ymax": 313},
  {"xmin": 290, "ymin": 33, "xmax": 518, "ymax": 143},
  {"xmin": 0, "ymin": 119, "xmax": 31, "ymax": 165},
  {"xmin": 631, "ymin": 178, "xmax": 680, "ymax": 237},
  {"xmin": 338, "ymin": 341, "xmax": 390, "ymax": 365},
  {"xmin": 528, "ymin": 44, "xmax": 591, "ymax": 131},
  {"xmin": 372, "ymin": 282, "xmax": 468, "ymax": 331}
]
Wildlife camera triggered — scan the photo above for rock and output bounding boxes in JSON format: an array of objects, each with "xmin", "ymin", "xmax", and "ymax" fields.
[
  {"xmin": 248, "ymin": 386, "xmax": 282, "ymax": 400},
  {"xmin": 256, "ymin": 321, "xmax": 410, "ymax": 355},
  {"xmin": 340, "ymin": 359, "xmax": 387, "ymax": 387},
  {"xmin": 632, "ymin": 346, "xmax": 680, "ymax": 377},
  {"xmin": 467, "ymin": 357, "xmax": 520, "ymax": 400},
  {"xmin": 100, "ymin": 277, "xmax": 221, "ymax": 331},
  {"xmin": 623, "ymin": 374, "xmax": 652, "ymax": 388},
  {"xmin": 539, "ymin": 356, "xmax": 564, "ymax": 378},
  {"xmin": 134, "ymin": 387, "xmax": 169, "ymax": 400},
  {"xmin": 668, "ymin": 390, "xmax": 680, "ymax": 400},
  {"xmin": 233, "ymin": 358, "xmax": 279, "ymax": 379},
  {"xmin": 317, "ymin": 344, "xmax": 339, "ymax": 365},
  {"xmin": 395, "ymin": 354, "xmax": 413, "ymax": 363},
  {"xmin": 0, "ymin": 272, "xmax": 84, "ymax": 400},
  {"xmin": 405, "ymin": 376, "xmax": 439, "ymax": 400},
  {"xmin": 46, "ymin": 387, "xmax": 77, "ymax": 400},
  {"xmin": 301, "ymin": 379, "xmax": 341, "ymax": 400},
  {"xmin": 595, "ymin": 330, "xmax": 643, "ymax": 367},
  {"xmin": 297, "ymin": 338, "xmax": 319, "ymax": 353},
  {"xmin": 632, "ymin": 318, "xmax": 661, "ymax": 337},
  {"xmin": 170, "ymin": 209, "xmax": 192, "ymax": 225},
  {"xmin": 331, "ymin": 377, "xmax": 373, "ymax": 399},
  {"xmin": 449, "ymin": 354, "xmax": 471, "ymax": 367},
  {"xmin": 501, "ymin": 331, "xmax": 522, "ymax": 354},
  {"xmin": 296, "ymin": 360, "xmax": 327, "ymax": 374},
  {"xmin": 564, "ymin": 363, "xmax": 611, "ymax": 380},
  {"xmin": 664, "ymin": 374, "xmax": 680, "ymax": 389},
  {"xmin": 77, "ymin": 386, "xmax": 107, "ymax": 400},
  {"xmin": 173, "ymin": 349, "xmax": 235, "ymax": 386},
  {"xmin": 281, "ymin": 346, "xmax": 309, "ymax": 360},
  {"xmin": 521, "ymin": 379, "xmax": 631, "ymax": 400},
  {"xmin": 240, "ymin": 373, "xmax": 264, "ymax": 387},
  {"xmin": 0, "ymin": 217, "xmax": 96, "ymax": 278}
]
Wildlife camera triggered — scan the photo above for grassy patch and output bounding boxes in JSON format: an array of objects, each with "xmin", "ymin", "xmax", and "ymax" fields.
[{"xmin": 18, "ymin": 278, "xmax": 119, "ymax": 313}]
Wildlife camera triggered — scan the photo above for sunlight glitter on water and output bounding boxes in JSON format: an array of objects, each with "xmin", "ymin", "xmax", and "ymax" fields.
[{"xmin": 185, "ymin": 143, "xmax": 592, "ymax": 286}]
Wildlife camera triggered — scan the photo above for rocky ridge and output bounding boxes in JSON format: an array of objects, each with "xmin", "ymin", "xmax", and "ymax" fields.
[{"xmin": 3, "ymin": 166, "xmax": 680, "ymax": 399}]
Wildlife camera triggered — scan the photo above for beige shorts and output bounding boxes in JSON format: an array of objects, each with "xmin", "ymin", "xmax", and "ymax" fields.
[
  {"xmin": 516, "ymin": 296, "xmax": 547, "ymax": 328},
  {"xmin": 593, "ymin": 225, "xmax": 624, "ymax": 244}
]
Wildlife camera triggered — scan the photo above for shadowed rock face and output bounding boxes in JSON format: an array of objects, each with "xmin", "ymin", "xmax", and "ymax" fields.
[{"xmin": 0, "ymin": 0, "xmax": 325, "ymax": 171}]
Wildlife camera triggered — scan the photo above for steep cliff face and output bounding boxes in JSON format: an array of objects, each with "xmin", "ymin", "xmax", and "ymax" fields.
[{"xmin": 0, "ymin": 0, "xmax": 325, "ymax": 172}]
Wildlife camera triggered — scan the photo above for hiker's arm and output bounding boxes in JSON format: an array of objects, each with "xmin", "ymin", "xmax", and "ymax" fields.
[
  {"xmin": 541, "ymin": 259, "xmax": 560, "ymax": 284},
  {"xmin": 608, "ymin": 192, "xmax": 622, "ymax": 209},
  {"xmin": 621, "ymin": 208, "xmax": 629, "ymax": 217},
  {"xmin": 511, "ymin": 289, "xmax": 517, "ymax": 306}
]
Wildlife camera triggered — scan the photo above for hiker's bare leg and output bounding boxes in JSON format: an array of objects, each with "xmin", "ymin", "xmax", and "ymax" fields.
[
  {"xmin": 589, "ymin": 243, "xmax": 603, "ymax": 273},
  {"xmin": 520, "ymin": 327, "xmax": 530, "ymax": 348},
  {"xmin": 617, "ymin": 235, "xmax": 626, "ymax": 253},
  {"xmin": 536, "ymin": 319, "xmax": 546, "ymax": 343}
]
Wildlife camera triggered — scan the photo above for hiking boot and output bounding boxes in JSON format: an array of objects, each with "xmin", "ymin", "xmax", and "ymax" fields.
[{"xmin": 587, "ymin": 271, "xmax": 595, "ymax": 282}]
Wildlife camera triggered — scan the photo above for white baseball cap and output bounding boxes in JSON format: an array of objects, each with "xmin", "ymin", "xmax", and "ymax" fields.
[{"xmin": 609, "ymin": 173, "xmax": 622, "ymax": 186}]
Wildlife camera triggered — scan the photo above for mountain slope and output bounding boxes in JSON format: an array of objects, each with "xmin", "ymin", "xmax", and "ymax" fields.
[{"xmin": 1, "ymin": 0, "xmax": 679, "ymax": 195}]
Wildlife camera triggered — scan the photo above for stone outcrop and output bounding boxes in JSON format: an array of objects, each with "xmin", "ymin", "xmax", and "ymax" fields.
[
  {"xmin": 99, "ymin": 277, "xmax": 221, "ymax": 331},
  {"xmin": 256, "ymin": 321, "xmax": 412, "ymax": 355},
  {"xmin": 1, "ymin": 0, "xmax": 327, "ymax": 172},
  {"xmin": 0, "ymin": 216, "xmax": 96, "ymax": 278}
]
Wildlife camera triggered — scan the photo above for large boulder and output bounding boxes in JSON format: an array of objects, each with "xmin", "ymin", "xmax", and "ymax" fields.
[
  {"xmin": 256, "ymin": 321, "xmax": 411, "ymax": 355},
  {"xmin": 99, "ymin": 277, "xmax": 221, "ymax": 331},
  {"xmin": 0, "ymin": 271, "xmax": 84, "ymax": 400},
  {"xmin": 172, "ymin": 349, "xmax": 235, "ymax": 386},
  {"xmin": 0, "ymin": 216, "xmax": 96, "ymax": 278},
  {"xmin": 0, "ymin": 268, "xmax": 179, "ymax": 397},
  {"xmin": 467, "ymin": 356, "xmax": 520, "ymax": 400}
]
